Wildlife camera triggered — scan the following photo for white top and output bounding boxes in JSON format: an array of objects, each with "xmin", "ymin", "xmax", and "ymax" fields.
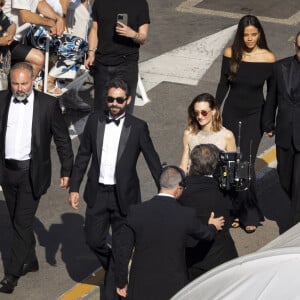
[
  {"xmin": 3, "ymin": 0, "xmax": 40, "ymax": 41},
  {"xmin": 45, "ymin": 0, "xmax": 62, "ymax": 16},
  {"xmin": 5, "ymin": 91, "xmax": 34, "ymax": 160},
  {"xmin": 188, "ymin": 127, "xmax": 228, "ymax": 152},
  {"xmin": 99, "ymin": 115, "xmax": 125, "ymax": 185},
  {"xmin": 66, "ymin": 0, "xmax": 90, "ymax": 39}
]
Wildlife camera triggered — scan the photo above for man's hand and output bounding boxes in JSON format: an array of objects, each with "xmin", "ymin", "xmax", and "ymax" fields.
[
  {"xmin": 115, "ymin": 21, "xmax": 136, "ymax": 39},
  {"xmin": 55, "ymin": 16, "xmax": 65, "ymax": 36},
  {"xmin": 69, "ymin": 192, "xmax": 80, "ymax": 210},
  {"xmin": 116, "ymin": 284, "xmax": 128, "ymax": 298},
  {"xmin": 60, "ymin": 177, "xmax": 70, "ymax": 189},
  {"xmin": 208, "ymin": 212, "xmax": 224, "ymax": 231},
  {"xmin": 84, "ymin": 53, "xmax": 95, "ymax": 69}
]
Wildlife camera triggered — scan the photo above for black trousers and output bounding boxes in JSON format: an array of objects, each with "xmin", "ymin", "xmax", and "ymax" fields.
[
  {"xmin": 277, "ymin": 144, "xmax": 300, "ymax": 225},
  {"xmin": 2, "ymin": 166, "xmax": 40, "ymax": 277},
  {"xmin": 92, "ymin": 59, "xmax": 138, "ymax": 114},
  {"xmin": 84, "ymin": 184, "xmax": 125, "ymax": 300}
]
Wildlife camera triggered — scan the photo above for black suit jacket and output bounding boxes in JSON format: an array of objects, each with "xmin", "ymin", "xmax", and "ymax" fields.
[
  {"xmin": 115, "ymin": 195, "xmax": 217, "ymax": 300},
  {"xmin": 180, "ymin": 176, "xmax": 237, "ymax": 273},
  {"xmin": 263, "ymin": 55, "xmax": 300, "ymax": 150},
  {"xmin": 69, "ymin": 112, "xmax": 161, "ymax": 214},
  {"xmin": 0, "ymin": 90, "xmax": 73, "ymax": 198}
]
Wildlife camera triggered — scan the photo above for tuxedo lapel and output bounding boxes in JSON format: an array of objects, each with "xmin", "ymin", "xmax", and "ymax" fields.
[
  {"xmin": 281, "ymin": 60, "xmax": 293, "ymax": 100},
  {"xmin": 117, "ymin": 116, "xmax": 131, "ymax": 162},
  {"xmin": 31, "ymin": 91, "xmax": 41, "ymax": 152},
  {"xmin": 0, "ymin": 92, "xmax": 12, "ymax": 157},
  {"xmin": 96, "ymin": 114, "xmax": 106, "ymax": 166}
]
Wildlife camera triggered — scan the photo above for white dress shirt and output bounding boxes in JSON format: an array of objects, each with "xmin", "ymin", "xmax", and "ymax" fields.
[
  {"xmin": 5, "ymin": 92, "xmax": 34, "ymax": 160},
  {"xmin": 99, "ymin": 114, "xmax": 125, "ymax": 185}
]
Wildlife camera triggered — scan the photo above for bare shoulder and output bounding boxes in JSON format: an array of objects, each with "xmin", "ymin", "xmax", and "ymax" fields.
[
  {"xmin": 184, "ymin": 128, "xmax": 192, "ymax": 136},
  {"xmin": 262, "ymin": 50, "xmax": 276, "ymax": 63},
  {"xmin": 223, "ymin": 127, "xmax": 235, "ymax": 138},
  {"xmin": 223, "ymin": 47, "xmax": 232, "ymax": 58}
]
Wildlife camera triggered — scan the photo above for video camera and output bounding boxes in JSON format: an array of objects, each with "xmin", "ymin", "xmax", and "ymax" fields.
[{"xmin": 216, "ymin": 122, "xmax": 252, "ymax": 191}]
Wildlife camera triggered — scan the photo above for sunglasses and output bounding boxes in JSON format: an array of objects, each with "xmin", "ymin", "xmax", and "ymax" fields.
[
  {"xmin": 106, "ymin": 96, "xmax": 128, "ymax": 104},
  {"xmin": 194, "ymin": 110, "xmax": 211, "ymax": 117}
]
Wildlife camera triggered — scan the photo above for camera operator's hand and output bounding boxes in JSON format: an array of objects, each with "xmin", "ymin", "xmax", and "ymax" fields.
[{"xmin": 208, "ymin": 212, "xmax": 224, "ymax": 231}]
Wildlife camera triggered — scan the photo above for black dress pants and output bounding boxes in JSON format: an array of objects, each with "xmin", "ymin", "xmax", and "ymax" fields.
[
  {"xmin": 84, "ymin": 184, "xmax": 125, "ymax": 300},
  {"xmin": 93, "ymin": 59, "xmax": 138, "ymax": 114},
  {"xmin": 2, "ymin": 166, "xmax": 40, "ymax": 277},
  {"xmin": 277, "ymin": 144, "xmax": 300, "ymax": 226}
]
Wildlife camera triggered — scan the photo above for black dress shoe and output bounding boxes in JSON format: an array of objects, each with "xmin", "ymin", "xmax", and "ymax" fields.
[
  {"xmin": 0, "ymin": 275, "xmax": 19, "ymax": 294},
  {"xmin": 22, "ymin": 260, "xmax": 39, "ymax": 276}
]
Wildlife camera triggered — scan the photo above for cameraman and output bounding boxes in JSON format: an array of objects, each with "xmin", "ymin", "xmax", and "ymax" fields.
[{"xmin": 180, "ymin": 144, "xmax": 238, "ymax": 281}]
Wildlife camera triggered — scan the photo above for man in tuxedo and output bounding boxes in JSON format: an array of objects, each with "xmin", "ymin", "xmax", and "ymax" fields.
[
  {"xmin": 0, "ymin": 62, "xmax": 73, "ymax": 293},
  {"xmin": 180, "ymin": 144, "xmax": 238, "ymax": 280},
  {"xmin": 115, "ymin": 166, "xmax": 224, "ymax": 300},
  {"xmin": 68, "ymin": 78, "xmax": 161, "ymax": 298},
  {"xmin": 264, "ymin": 31, "xmax": 300, "ymax": 226}
]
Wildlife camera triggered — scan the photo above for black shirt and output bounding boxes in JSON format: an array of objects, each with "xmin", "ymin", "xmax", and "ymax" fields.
[{"xmin": 92, "ymin": 0, "xmax": 150, "ymax": 65}]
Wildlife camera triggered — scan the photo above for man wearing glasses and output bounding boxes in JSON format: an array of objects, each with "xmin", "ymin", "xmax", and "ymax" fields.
[
  {"xmin": 68, "ymin": 78, "xmax": 161, "ymax": 299},
  {"xmin": 264, "ymin": 31, "xmax": 300, "ymax": 227}
]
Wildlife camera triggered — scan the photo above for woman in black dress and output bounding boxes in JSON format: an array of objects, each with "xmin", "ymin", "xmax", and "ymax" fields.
[{"xmin": 216, "ymin": 15, "xmax": 276, "ymax": 233}]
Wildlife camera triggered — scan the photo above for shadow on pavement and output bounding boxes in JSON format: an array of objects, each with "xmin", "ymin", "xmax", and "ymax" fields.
[
  {"xmin": 34, "ymin": 213, "xmax": 98, "ymax": 282},
  {"xmin": 257, "ymin": 168, "xmax": 292, "ymax": 234}
]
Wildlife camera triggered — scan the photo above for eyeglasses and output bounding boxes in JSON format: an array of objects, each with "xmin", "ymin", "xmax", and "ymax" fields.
[
  {"xmin": 194, "ymin": 110, "xmax": 211, "ymax": 117},
  {"xmin": 106, "ymin": 96, "xmax": 128, "ymax": 104}
]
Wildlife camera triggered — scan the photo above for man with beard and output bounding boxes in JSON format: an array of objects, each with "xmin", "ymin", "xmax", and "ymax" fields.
[
  {"xmin": 0, "ymin": 62, "xmax": 73, "ymax": 294},
  {"xmin": 69, "ymin": 78, "xmax": 161, "ymax": 299},
  {"xmin": 264, "ymin": 31, "xmax": 300, "ymax": 226}
]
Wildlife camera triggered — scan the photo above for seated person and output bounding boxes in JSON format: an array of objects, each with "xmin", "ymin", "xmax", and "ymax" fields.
[
  {"xmin": 0, "ymin": 0, "xmax": 16, "ymax": 90},
  {"xmin": 180, "ymin": 144, "xmax": 238, "ymax": 281},
  {"xmin": 28, "ymin": 0, "xmax": 90, "ymax": 96},
  {"xmin": 27, "ymin": 25, "xmax": 88, "ymax": 95},
  {"xmin": 3, "ymin": 0, "xmax": 65, "ymax": 78}
]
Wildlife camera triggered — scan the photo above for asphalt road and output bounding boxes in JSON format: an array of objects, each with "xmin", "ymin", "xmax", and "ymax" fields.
[{"xmin": 0, "ymin": 0, "xmax": 299, "ymax": 299}]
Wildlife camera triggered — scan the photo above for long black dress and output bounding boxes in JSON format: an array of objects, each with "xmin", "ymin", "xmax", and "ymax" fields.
[
  {"xmin": 180, "ymin": 176, "xmax": 238, "ymax": 280},
  {"xmin": 216, "ymin": 56, "xmax": 275, "ymax": 226}
]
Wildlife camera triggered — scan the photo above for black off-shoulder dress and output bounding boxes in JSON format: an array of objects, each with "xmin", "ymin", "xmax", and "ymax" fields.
[{"xmin": 216, "ymin": 56, "xmax": 276, "ymax": 227}]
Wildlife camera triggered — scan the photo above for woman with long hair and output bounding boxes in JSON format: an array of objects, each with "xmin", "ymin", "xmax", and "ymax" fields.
[
  {"xmin": 216, "ymin": 15, "xmax": 276, "ymax": 233},
  {"xmin": 180, "ymin": 93, "xmax": 236, "ymax": 173}
]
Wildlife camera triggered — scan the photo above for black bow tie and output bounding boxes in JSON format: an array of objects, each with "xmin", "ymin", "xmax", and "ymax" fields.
[
  {"xmin": 105, "ymin": 115, "xmax": 125, "ymax": 126},
  {"xmin": 13, "ymin": 98, "xmax": 28, "ymax": 105}
]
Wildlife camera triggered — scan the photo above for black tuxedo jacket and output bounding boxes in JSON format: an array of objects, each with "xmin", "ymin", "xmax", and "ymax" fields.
[
  {"xmin": 180, "ymin": 176, "xmax": 237, "ymax": 273},
  {"xmin": 115, "ymin": 195, "xmax": 217, "ymax": 300},
  {"xmin": 263, "ymin": 55, "xmax": 300, "ymax": 150},
  {"xmin": 0, "ymin": 90, "xmax": 73, "ymax": 198},
  {"xmin": 69, "ymin": 112, "xmax": 161, "ymax": 215}
]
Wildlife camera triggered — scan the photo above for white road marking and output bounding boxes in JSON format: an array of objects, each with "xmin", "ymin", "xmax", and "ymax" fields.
[
  {"xmin": 176, "ymin": 0, "xmax": 300, "ymax": 25},
  {"xmin": 135, "ymin": 25, "xmax": 237, "ymax": 106}
]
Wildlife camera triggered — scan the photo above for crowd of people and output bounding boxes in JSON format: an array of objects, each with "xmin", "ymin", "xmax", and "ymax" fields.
[{"xmin": 0, "ymin": 0, "xmax": 299, "ymax": 299}]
